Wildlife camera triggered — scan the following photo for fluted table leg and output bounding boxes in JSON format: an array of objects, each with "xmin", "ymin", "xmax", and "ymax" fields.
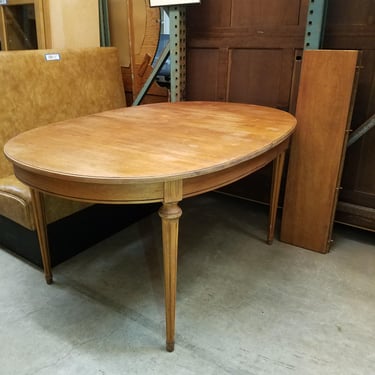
[{"xmin": 158, "ymin": 202, "xmax": 182, "ymax": 352}]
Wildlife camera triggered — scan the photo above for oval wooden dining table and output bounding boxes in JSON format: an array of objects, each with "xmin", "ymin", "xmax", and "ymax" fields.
[{"xmin": 4, "ymin": 101, "xmax": 296, "ymax": 352}]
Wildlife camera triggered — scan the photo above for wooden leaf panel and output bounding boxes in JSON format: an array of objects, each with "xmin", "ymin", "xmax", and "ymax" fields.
[{"xmin": 280, "ymin": 50, "xmax": 359, "ymax": 253}]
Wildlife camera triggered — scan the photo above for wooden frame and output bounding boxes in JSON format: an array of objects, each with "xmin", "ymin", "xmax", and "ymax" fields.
[{"xmin": 0, "ymin": 0, "xmax": 45, "ymax": 50}]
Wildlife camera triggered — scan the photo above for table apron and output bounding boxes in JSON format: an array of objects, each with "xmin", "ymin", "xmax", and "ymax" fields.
[
  {"xmin": 13, "ymin": 167, "xmax": 165, "ymax": 204},
  {"xmin": 183, "ymin": 139, "xmax": 288, "ymax": 198},
  {"xmin": 12, "ymin": 139, "xmax": 288, "ymax": 204}
]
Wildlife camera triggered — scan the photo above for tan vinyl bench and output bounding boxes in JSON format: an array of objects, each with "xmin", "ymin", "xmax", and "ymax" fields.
[{"xmin": 0, "ymin": 47, "xmax": 132, "ymax": 265}]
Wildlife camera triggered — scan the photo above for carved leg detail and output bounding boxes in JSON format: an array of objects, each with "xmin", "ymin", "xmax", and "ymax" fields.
[
  {"xmin": 267, "ymin": 152, "xmax": 286, "ymax": 245},
  {"xmin": 158, "ymin": 202, "xmax": 182, "ymax": 352},
  {"xmin": 31, "ymin": 189, "xmax": 53, "ymax": 284}
]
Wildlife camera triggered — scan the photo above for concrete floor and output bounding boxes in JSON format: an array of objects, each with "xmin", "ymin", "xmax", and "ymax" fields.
[{"xmin": 0, "ymin": 193, "xmax": 374, "ymax": 375}]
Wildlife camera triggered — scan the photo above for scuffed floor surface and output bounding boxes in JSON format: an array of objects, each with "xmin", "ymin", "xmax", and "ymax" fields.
[{"xmin": 0, "ymin": 193, "xmax": 374, "ymax": 375}]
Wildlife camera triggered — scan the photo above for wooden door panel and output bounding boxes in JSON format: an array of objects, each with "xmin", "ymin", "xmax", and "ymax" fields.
[
  {"xmin": 231, "ymin": 0, "xmax": 302, "ymax": 26},
  {"xmin": 228, "ymin": 49, "xmax": 283, "ymax": 105},
  {"xmin": 228, "ymin": 49, "xmax": 294, "ymax": 109},
  {"xmin": 186, "ymin": 48, "xmax": 220, "ymax": 100},
  {"xmin": 324, "ymin": 0, "xmax": 375, "ymax": 49},
  {"xmin": 325, "ymin": 0, "xmax": 374, "ymax": 25},
  {"xmin": 187, "ymin": 0, "xmax": 231, "ymax": 30}
]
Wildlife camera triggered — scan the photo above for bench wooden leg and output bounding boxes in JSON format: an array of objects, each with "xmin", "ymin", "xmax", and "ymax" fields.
[
  {"xmin": 31, "ymin": 189, "xmax": 53, "ymax": 284},
  {"xmin": 158, "ymin": 202, "xmax": 182, "ymax": 352},
  {"xmin": 267, "ymin": 152, "xmax": 285, "ymax": 245}
]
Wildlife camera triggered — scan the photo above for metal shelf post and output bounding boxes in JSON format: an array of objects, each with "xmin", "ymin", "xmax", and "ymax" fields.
[
  {"xmin": 169, "ymin": 5, "xmax": 186, "ymax": 102},
  {"xmin": 304, "ymin": 0, "xmax": 328, "ymax": 49}
]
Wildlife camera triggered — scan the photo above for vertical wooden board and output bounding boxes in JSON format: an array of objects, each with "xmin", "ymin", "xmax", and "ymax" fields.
[{"xmin": 280, "ymin": 50, "xmax": 358, "ymax": 253}]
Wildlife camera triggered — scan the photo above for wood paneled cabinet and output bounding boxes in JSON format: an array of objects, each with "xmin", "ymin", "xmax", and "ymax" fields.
[
  {"xmin": 186, "ymin": 0, "xmax": 308, "ymax": 204},
  {"xmin": 186, "ymin": 0, "xmax": 307, "ymax": 109},
  {"xmin": 186, "ymin": 0, "xmax": 375, "ymax": 234}
]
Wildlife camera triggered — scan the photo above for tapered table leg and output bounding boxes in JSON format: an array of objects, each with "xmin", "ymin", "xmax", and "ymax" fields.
[
  {"xmin": 267, "ymin": 152, "xmax": 285, "ymax": 245},
  {"xmin": 30, "ymin": 189, "xmax": 53, "ymax": 284},
  {"xmin": 158, "ymin": 202, "xmax": 182, "ymax": 352}
]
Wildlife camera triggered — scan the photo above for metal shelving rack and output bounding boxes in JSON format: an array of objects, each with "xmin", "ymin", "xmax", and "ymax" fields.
[
  {"xmin": 132, "ymin": 4, "xmax": 187, "ymax": 105},
  {"xmin": 135, "ymin": 1, "xmax": 329, "ymax": 104}
]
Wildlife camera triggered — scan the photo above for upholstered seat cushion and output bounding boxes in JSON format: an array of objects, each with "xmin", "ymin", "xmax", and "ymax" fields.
[
  {"xmin": 0, "ymin": 175, "xmax": 33, "ymax": 229},
  {"xmin": 0, "ymin": 175, "xmax": 90, "ymax": 230}
]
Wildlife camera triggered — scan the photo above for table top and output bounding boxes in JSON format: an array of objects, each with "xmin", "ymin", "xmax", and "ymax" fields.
[{"xmin": 4, "ymin": 101, "xmax": 296, "ymax": 184}]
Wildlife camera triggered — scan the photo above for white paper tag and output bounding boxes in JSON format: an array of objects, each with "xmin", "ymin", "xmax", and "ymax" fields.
[
  {"xmin": 44, "ymin": 53, "xmax": 61, "ymax": 61},
  {"xmin": 150, "ymin": 0, "xmax": 200, "ymax": 6}
]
